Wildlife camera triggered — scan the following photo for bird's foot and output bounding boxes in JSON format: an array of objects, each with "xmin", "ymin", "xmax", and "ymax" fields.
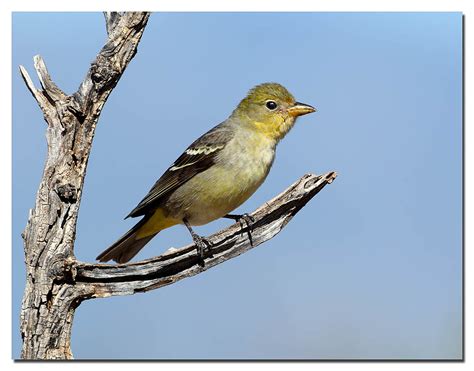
[
  {"xmin": 191, "ymin": 233, "xmax": 212, "ymax": 267},
  {"xmin": 225, "ymin": 213, "xmax": 255, "ymax": 231},
  {"xmin": 183, "ymin": 218, "xmax": 213, "ymax": 267},
  {"xmin": 224, "ymin": 213, "xmax": 255, "ymax": 246}
]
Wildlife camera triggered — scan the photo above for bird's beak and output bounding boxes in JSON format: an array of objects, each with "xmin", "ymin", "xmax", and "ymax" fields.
[{"xmin": 287, "ymin": 102, "xmax": 316, "ymax": 117}]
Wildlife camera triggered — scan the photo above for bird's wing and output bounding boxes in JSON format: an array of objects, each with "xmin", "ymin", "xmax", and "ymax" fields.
[{"xmin": 126, "ymin": 123, "xmax": 234, "ymax": 218}]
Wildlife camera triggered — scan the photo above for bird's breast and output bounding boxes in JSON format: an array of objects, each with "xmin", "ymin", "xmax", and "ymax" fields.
[
  {"xmin": 165, "ymin": 133, "xmax": 276, "ymax": 225},
  {"xmin": 217, "ymin": 131, "xmax": 276, "ymax": 192}
]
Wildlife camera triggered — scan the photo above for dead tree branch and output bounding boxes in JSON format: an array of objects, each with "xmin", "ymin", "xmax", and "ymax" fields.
[
  {"xmin": 73, "ymin": 172, "xmax": 337, "ymax": 296},
  {"xmin": 18, "ymin": 11, "xmax": 336, "ymax": 360}
]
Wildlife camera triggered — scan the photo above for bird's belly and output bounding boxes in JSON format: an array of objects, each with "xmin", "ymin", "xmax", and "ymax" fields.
[{"xmin": 165, "ymin": 150, "xmax": 274, "ymax": 226}]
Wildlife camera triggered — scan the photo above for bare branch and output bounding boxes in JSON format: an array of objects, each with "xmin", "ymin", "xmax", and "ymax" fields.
[
  {"xmin": 104, "ymin": 12, "xmax": 121, "ymax": 35},
  {"xmin": 75, "ymin": 172, "xmax": 337, "ymax": 297},
  {"xmin": 33, "ymin": 55, "xmax": 66, "ymax": 102},
  {"xmin": 18, "ymin": 65, "xmax": 48, "ymax": 111},
  {"xmin": 73, "ymin": 12, "xmax": 150, "ymax": 118}
]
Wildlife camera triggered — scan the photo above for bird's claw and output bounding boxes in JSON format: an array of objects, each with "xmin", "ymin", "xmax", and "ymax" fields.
[
  {"xmin": 191, "ymin": 234, "xmax": 212, "ymax": 266},
  {"xmin": 226, "ymin": 213, "xmax": 255, "ymax": 231},
  {"xmin": 225, "ymin": 213, "xmax": 255, "ymax": 246},
  {"xmin": 238, "ymin": 213, "xmax": 255, "ymax": 231}
]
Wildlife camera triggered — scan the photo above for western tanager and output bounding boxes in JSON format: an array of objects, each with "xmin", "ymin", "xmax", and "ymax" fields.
[{"xmin": 97, "ymin": 82, "xmax": 315, "ymax": 263}]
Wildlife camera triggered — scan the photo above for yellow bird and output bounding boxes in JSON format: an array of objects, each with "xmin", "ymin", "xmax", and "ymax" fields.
[{"xmin": 97, "ymin": 82, "xmax": 315, "ymax": 263}]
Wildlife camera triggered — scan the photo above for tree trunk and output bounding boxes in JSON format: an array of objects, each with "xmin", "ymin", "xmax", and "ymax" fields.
[
  {"xmin": 18, "ymin": 12, "xmax": 337, "ymax": 359},
  {"xmin": 19, "ymin": 12, "xmax": 151, "ymax": 359}
]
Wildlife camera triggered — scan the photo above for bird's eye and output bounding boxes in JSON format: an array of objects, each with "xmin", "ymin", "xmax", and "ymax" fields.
[{"xmin": 265, "ymin": 101, "xmax": 278, "ymax": 110}]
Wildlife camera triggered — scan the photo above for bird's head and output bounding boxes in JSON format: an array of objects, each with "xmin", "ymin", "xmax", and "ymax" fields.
[{"xmin": 231, "ymin": 82, "xmax": 316, "ymax": 141}]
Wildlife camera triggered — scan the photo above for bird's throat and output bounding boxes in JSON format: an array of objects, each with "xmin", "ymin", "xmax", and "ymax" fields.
[{"xmin": 252, "ymin": 117, "xmax": 296, "ymax": 142}]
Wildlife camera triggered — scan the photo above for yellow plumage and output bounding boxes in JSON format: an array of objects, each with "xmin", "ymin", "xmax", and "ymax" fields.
[{"xmin": 135, "ymin": 208, "xmax": 179, "ymax": 239}]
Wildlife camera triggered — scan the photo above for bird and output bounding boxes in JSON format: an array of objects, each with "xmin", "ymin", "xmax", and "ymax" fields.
[{"xmin": 96, "ymin": 82, "xmax": 316, "ymax": 264}]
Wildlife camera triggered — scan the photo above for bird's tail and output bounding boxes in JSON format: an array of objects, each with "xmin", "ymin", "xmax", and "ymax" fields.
[{"xmin": 96, "ymin": 215, "xmax": 159, "ymax": 264}]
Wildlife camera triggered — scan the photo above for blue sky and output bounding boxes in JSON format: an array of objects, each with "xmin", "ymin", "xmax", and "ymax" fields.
[{"xmin": 12, "ymin": 12, "xmax": 462, "ymax": 359}]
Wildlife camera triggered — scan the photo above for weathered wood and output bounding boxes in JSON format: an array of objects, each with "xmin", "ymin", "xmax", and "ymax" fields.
[
  {"xmin": 19, "ymin": 12, "xmax": 150, "ymax": 359},
  {"xmin": 19, "ymin": 11, "xmax": 337, "ymax": 360},
  {"xmin": 73, "ymin": 172, "xmax": 337, "ymax": 296},
  {"xmin": 104, "ymin": 12, "xmax": 121, "ymax": 36}
]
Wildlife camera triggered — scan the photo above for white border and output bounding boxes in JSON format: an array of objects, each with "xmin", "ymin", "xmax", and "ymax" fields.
[
  {"xmin": 2, "ymin": 1, "xmax": 471, "ymax": 370},
  {"xmin": 1, "ymin": 0, "xmax": 473, "ymax": 11}
]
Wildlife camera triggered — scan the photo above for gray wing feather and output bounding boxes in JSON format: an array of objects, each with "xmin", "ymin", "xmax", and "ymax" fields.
[{"xmin": 126, "ymin": 122, "xmax": 233, "ymax": 218}]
